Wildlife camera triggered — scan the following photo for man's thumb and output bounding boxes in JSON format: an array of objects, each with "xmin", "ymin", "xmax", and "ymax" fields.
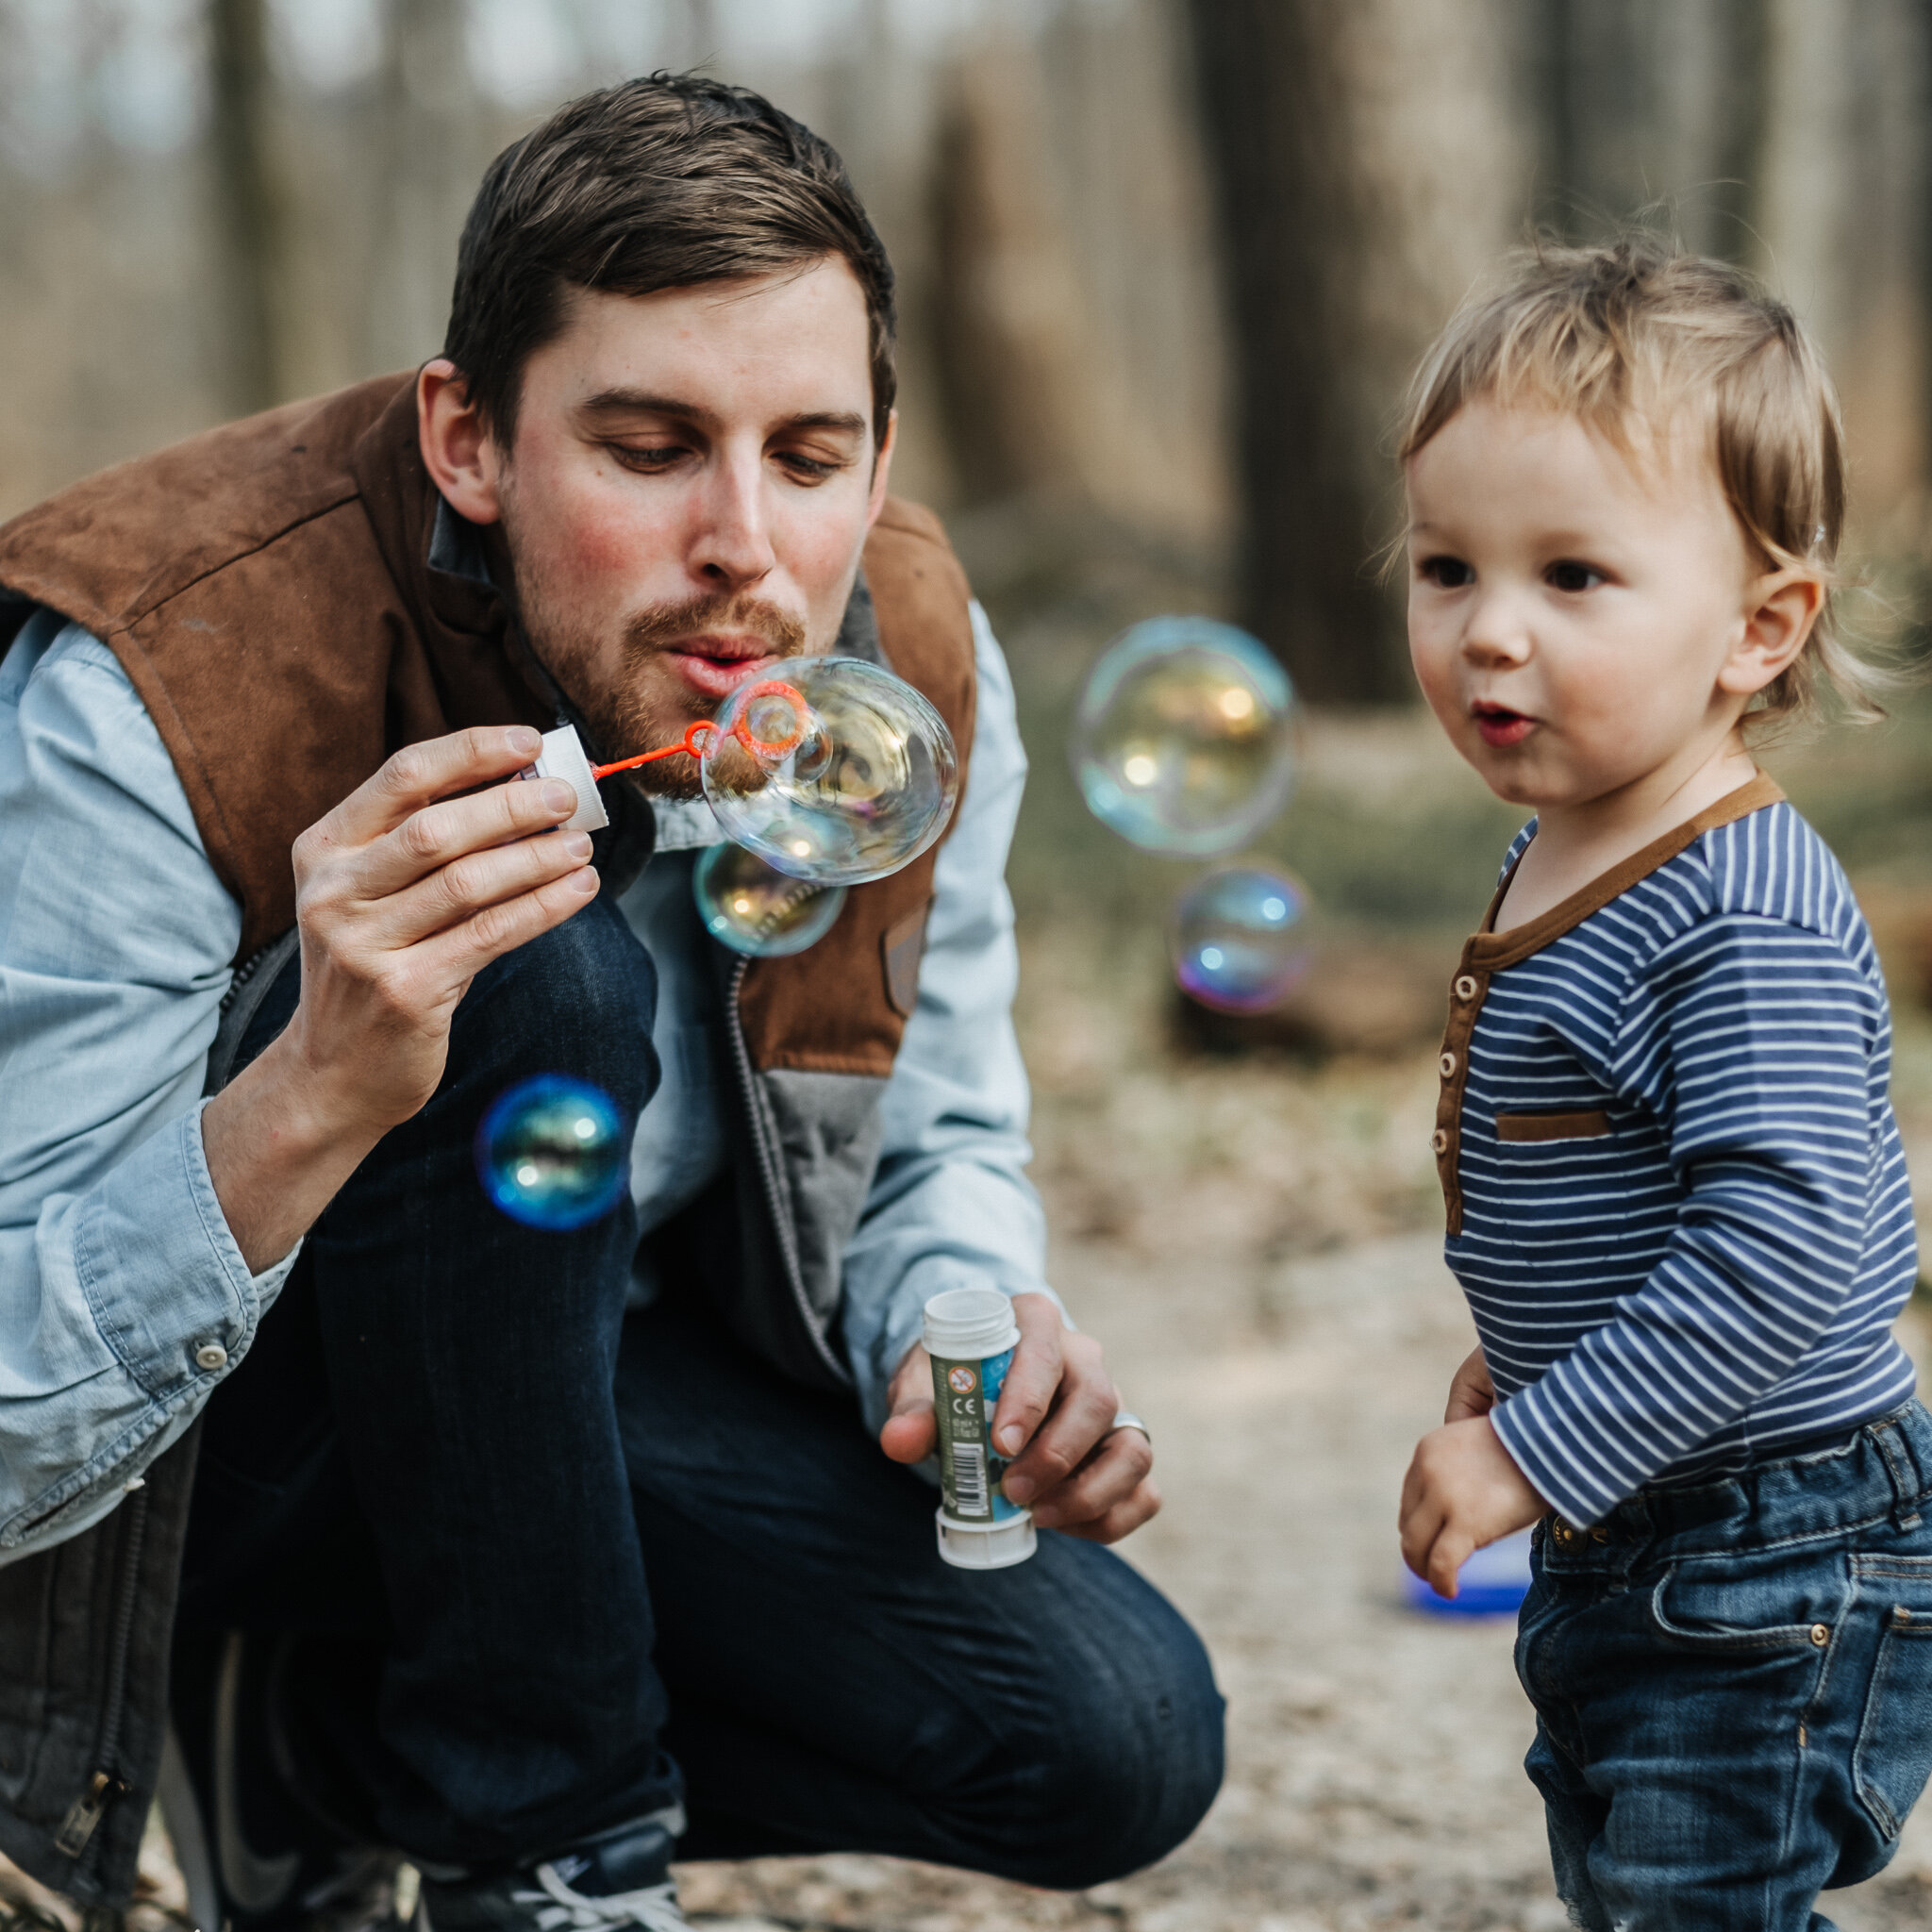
[{"xmin": 879, "ymin": 1404, "xmax": 936, "ymax": 1465}]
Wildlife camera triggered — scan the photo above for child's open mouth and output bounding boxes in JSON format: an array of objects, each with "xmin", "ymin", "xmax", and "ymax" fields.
[{"xmin": 1472, "ymin": 701, "xmax": 1535, "ymax": 748}]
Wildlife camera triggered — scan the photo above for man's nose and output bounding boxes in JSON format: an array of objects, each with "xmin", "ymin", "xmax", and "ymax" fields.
[{"xmin": 689, "ymin": 449, "xmax": 777, "ymax": 591}]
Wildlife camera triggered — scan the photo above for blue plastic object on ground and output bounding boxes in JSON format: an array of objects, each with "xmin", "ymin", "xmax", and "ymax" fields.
[{"xmin": 1402, "ymin": 1526, "xmax": 1535, "ymax": 1618}]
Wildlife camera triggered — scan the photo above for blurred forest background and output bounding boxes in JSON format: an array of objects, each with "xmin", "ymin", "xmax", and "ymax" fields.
[
  {"xmin": 19, "ymin": 7, "xmax": 1932, "ymax": 1928},
  {"xmin": 8, "ymin": 0, "xmax": 1932, "ymax": 958}
]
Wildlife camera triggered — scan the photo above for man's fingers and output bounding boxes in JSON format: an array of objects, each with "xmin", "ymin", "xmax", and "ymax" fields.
[
  {"xmin": 990, "ymin": 1292, "xmax": 1065, "ymax": 1458},
  {"xmin": 315, "ymin": 726, "xmax": 545, "ymax": 848},
  {"xmin": 408, "ymin": 862, "xmax": 601, "ymax": 989},
  {"xmin": 879, "ymin": 1410, "xmax": 937, "ymax": 1464},
  {"xmin": 354, "ymin": 777, "xmax": 582, "ymax": 904},
  {"xmin": 1053, "ymin": 1479, "xmax": 1162, "ymax": 1544},
  {"xmin": 1025, "ymin": 1426, "xmax": 1154, "ymax": 1528},
  {"xmin": 880, "ymin": 1344, "xmax": 937, "ymax": 1465},
  {"xmin": 1002, "ymin": 1347, "xmax": 1119, "ymax": 1503},
  {"xmin": 371, "ymin": 824, "xmax": 595, "ymax": 951}
]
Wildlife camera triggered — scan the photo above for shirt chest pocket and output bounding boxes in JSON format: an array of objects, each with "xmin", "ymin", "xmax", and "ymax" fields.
[{"xmin": 1494, "ymin": 1109, "xmax": 1613, "ymax": 1144}]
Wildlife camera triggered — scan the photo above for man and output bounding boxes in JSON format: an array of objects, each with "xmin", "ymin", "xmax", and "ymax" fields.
[{"xmin": 0, "ymin": 75, "xmax": 1223, "ymax": 1932}]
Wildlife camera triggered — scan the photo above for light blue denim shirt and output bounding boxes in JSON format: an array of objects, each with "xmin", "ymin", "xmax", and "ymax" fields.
[{"xmin": 0, "ymin": 601, "xmax": 1048, "ymax": 1563}]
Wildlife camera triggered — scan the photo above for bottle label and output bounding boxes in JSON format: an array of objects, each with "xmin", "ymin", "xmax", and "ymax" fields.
[{"xmin": 930, "ymin": 1345, "xmax": 1024, "ymax": 1523}]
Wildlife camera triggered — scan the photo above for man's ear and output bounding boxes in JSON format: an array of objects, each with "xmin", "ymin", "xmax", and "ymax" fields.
[
  {"xmin": 418, "ymin": 359, "xmax": 506, "ymax": 525},
  {"xmin": 863, "ymin": 409, "xmax": 899, "ymax": 532},
  {"xmin": 1718, "ymin": 566, "xmax": 1824, "ymax": 698}
]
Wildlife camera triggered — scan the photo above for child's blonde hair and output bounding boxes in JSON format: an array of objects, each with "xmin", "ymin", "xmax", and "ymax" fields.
[{"xmin": 1399, "ymin": 232, "xmax": 1878, "ymax": 727}]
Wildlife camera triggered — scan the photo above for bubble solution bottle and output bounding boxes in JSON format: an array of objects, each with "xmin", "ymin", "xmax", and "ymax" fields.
[{"xmin": 924, "ymin": 1287, "xmax": 1037, "ymax": 1570}]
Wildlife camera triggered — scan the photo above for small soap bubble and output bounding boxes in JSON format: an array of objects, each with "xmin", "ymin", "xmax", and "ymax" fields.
[
  {"xmin": 693, "ymin": 841, "xmax": 848, "ymax": 958},
  {"xmin": 700, "ymin": 658, "xmax": 959, "ymax": 885},
  {"xmin": 1169, "ymin": 865, "xmax": 1312, "ymax": 1013},
  {"xmin": 475, "ymin": 1075, "xmax": 628, "ymax": 1231},
  {"xmin": 1071, "ymin": 617, "xmax": 1296, "ymax": 855}
]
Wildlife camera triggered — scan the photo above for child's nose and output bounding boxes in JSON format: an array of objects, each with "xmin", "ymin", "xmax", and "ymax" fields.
[{"xmin": 1460, "ymin": 598, "xmax": 1533, "ymax": 666}]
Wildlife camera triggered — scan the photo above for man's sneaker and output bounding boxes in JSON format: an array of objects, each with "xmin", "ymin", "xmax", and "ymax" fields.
[
  {"xmin": 414, "ymin": 1811, "xmax": 689, "ymax": 1932},
  {"xmin": 160, "ymin": 1630, "xmax": 402, "ymax": 1932}
]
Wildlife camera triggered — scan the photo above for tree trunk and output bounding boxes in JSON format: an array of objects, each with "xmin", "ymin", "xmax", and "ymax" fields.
[
  {"xmin": 208, "ymin": 0, "xmax": 288, "ymax": 416},
  {"xmin": 1181, "ymin": 0, "xmax": 1409, "ymax": 705}
]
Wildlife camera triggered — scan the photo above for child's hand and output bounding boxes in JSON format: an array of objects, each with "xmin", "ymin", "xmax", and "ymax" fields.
[
  {"xmin": 1443, "ymin": 1343, "xmax": 1495, "ymax": 1423},
  {"xmin": 1399, "ymin": 1417, "xmax": 1547, "ymax": 1599}
]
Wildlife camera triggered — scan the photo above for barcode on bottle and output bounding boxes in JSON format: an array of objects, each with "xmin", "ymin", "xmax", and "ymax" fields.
[{"xmin": 951, "ymin": 1441, "xmax": 990, "ymax": 1515}]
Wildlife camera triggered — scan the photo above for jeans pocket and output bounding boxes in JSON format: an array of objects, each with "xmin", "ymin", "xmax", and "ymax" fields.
[
  {"xmin": 1649, "ymin": 1550, "xmax": 1845, "ymax": 1653},
  {"xmin": 1852, "ymin": 1557, "xmax": 1932, "ymax": 1840}
]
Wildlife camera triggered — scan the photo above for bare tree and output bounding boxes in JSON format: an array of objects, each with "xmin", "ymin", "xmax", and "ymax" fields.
[
  {"xmin": 208, "ymin": 0, "xmax": 290, "ymax": 414},
  {"xmin": 1182, "ymin": 0, "xmax": 1408, "ymax": 703}
]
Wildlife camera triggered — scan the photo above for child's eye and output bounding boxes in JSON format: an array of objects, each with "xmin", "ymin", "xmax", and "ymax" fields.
[
  {"xmin": 1419, "ymin": 555, "xmax": 1473, "ymax": 590},
  {"xmin": 1546, "ymin": 558, "xmax": 1606, "ymax": 593}
]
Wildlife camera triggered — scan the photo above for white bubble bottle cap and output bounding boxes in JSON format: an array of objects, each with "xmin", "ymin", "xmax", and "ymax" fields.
[
  {"xmin": 935, "ymin": 1509, "xmax": 1037, "ymax": 1569},
  {"xmin": 922, "ymin": 1286, "xmax": 1020, "ymax": 1360},
  {"xmin": 532, "ymin": 725, "xmax": 609, "ymax": 834}
]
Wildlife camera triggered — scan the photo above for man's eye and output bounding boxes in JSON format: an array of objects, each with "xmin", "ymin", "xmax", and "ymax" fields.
[
  {"xmin": 1547, "ymin": 559, "xmax": 1605, "ymax": 593},
  {"xmin": 609, "ymin": 444, "xmax": 686, "ymax": 471},
  {"xmin": 776, "ymin": 451, "xmax": 841, "ymax": 482},
  {"xmin": 1419, "ymin": 556, "xmax": 1473, "ymax": 589}
]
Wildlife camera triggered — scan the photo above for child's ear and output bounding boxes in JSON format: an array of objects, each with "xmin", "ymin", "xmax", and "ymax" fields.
[{"xmin": 1718, "ymin": 567, "xmax": 1824, "ymax": 698}]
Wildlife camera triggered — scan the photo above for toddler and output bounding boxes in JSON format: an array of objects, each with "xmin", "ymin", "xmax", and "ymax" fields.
[{"xmin": 1396, "ymin": 235, "xmax": 1932, "ymax": 1929}]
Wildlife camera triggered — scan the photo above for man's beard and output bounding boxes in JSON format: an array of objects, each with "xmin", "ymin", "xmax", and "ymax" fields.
[{"xmin": 504, "ymin": 535, "xmax": 809, "ymax": 799}]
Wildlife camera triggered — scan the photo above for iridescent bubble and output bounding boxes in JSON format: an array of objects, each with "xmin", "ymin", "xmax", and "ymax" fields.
[
  {"xmin": 693, "ymin": 841, "xmax": 849, "ymax": 958},
  {"xmin": 1169, "ymin": 865, "xmax": 1312, "ymax": 1013},
  {"xmin": 700, "ymin": 657, "xmax": 959, "ymax": 885},
  {"xmin": 475, "ymin": 1075, "xmax": 629, "ymax": 1231},
  {"xmin": 1071, "ymin": 617, "xmax": 1295, "ymax": 855}
]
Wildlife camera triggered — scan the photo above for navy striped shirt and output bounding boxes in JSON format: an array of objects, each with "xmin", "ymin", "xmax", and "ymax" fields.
[{"xmin": 1439, "ymin": 779, "xmax": 1917, "ymax": 1527}]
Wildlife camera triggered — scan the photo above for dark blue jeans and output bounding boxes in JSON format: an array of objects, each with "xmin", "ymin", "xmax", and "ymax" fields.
[
  {"xmin": 1516, "ymin": 1401, "xmax": 1932, "ymax": 1930},
  {"xmin": 178, "ymin": 896, "xmax": 1224, "ymax": 1885}
]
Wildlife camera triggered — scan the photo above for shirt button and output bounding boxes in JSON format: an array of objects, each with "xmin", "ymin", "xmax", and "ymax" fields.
[
  {"xmin": 1439, "ymin": 1050, "xmax": 1457, "ymax": 1079},
  {"xmin": 194, "ymin": 1342, "xmax": 229, "ymax": 1372},
  {"xmin": 1454, "ymin": 974, "xmax": 1478, "ymax": 1001},
  {"xmin": 123, "ymin": 1476, "xmax": 146, "ymax": 1493},
  {"xmin": 1431, "ymin": 1128, "xmax": 1450, "ymax": 1155}
]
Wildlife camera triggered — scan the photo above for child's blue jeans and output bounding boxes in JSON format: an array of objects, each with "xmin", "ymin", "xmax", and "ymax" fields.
[{"xmin": 1516, "ymin": 1399, "xmax": 1932, "ymax": 1931}]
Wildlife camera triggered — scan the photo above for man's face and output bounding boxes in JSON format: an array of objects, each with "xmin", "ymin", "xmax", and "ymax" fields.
[{"xmin": 489, "ymin": 258, "xmax": 892, "ymax": 794}]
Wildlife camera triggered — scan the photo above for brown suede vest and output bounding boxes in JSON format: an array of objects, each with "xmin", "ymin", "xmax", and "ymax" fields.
[{"xmin": 0, "ymin": 373, "xmax": 977, "ymax": 1078}]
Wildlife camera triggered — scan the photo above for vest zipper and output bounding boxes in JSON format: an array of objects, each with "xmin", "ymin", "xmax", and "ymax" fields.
[
  {"xmin": 54, "ymin": 1484, "xmax": 147, "ymax": 1861},
  {"xmin": 722, "ymin": 955, "xmax": 852, "ymax": 1387}
]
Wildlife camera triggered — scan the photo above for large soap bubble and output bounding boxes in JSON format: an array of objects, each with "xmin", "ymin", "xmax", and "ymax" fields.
[
  {"xmin": 475, "ymin": 1075, "xmax": 629, "ymax": 1231},
  {"xmin": 693, "ymin": 841, "xmax": 848, "ymax": 958},
  {"xmin": 1071, "ymin": 617, "xmax": 1295, "ymax": 856},
  {"xmin": 699, "ymin": 658, "xmax": 959, "ymax": 885},
  {"xmin": 1169, "ymin": 865, "xmax": 1312, "ymax": 1013}
]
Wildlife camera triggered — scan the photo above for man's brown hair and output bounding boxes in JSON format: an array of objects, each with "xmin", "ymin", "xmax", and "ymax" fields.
[
  {"xmin": 1399, "ymin": 233, "xmax": 1879, "ymax": 727},
  {"xmin": 444, "ymin": 73, "xmax": 896, "ymax": 448}
]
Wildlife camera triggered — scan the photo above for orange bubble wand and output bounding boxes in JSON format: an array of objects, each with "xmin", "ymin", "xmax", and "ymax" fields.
[{"xmin": 589, "ymin": 678, "xmax": 810, "ymax": 781}]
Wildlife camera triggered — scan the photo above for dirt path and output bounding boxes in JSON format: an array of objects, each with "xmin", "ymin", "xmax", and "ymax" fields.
[{"xmin": 14, "ymin": 928, "xmax": 1932, "ymax": 1931}]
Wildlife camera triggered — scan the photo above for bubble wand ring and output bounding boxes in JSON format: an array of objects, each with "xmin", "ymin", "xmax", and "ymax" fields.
[{"xmin": 589, "ymin": 678, "xmax": 810, "ymax": 780}]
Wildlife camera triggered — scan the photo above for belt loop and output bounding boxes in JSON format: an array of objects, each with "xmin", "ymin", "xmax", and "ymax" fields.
[{"xmin": 1874, "ymin": 1420, "xmax": 1924, "ymax": 1531}]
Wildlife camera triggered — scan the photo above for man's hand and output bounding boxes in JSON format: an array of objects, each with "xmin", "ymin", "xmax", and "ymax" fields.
[
  {"xmin": 205, "ymin": 726, "xmax": 598, "ymax": 1270},
  {"xmin": 880, "ymin": 1291, "xmax": 1159, "ymax": 1543},
  {"xmin": 1398, "ymin": 1416, "xmax": 1546, "ymax": 1599}
]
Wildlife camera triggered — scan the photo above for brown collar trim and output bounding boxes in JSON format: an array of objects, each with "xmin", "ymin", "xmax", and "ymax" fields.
[{"xmin": 1466, "ymin": 773, "xmax": 1787, "ymax": 971}]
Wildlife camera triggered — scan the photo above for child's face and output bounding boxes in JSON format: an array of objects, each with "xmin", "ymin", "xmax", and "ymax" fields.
[{"xmin": 1405, "ymin": 395, "xmax": 1765, "ymax": 810}]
